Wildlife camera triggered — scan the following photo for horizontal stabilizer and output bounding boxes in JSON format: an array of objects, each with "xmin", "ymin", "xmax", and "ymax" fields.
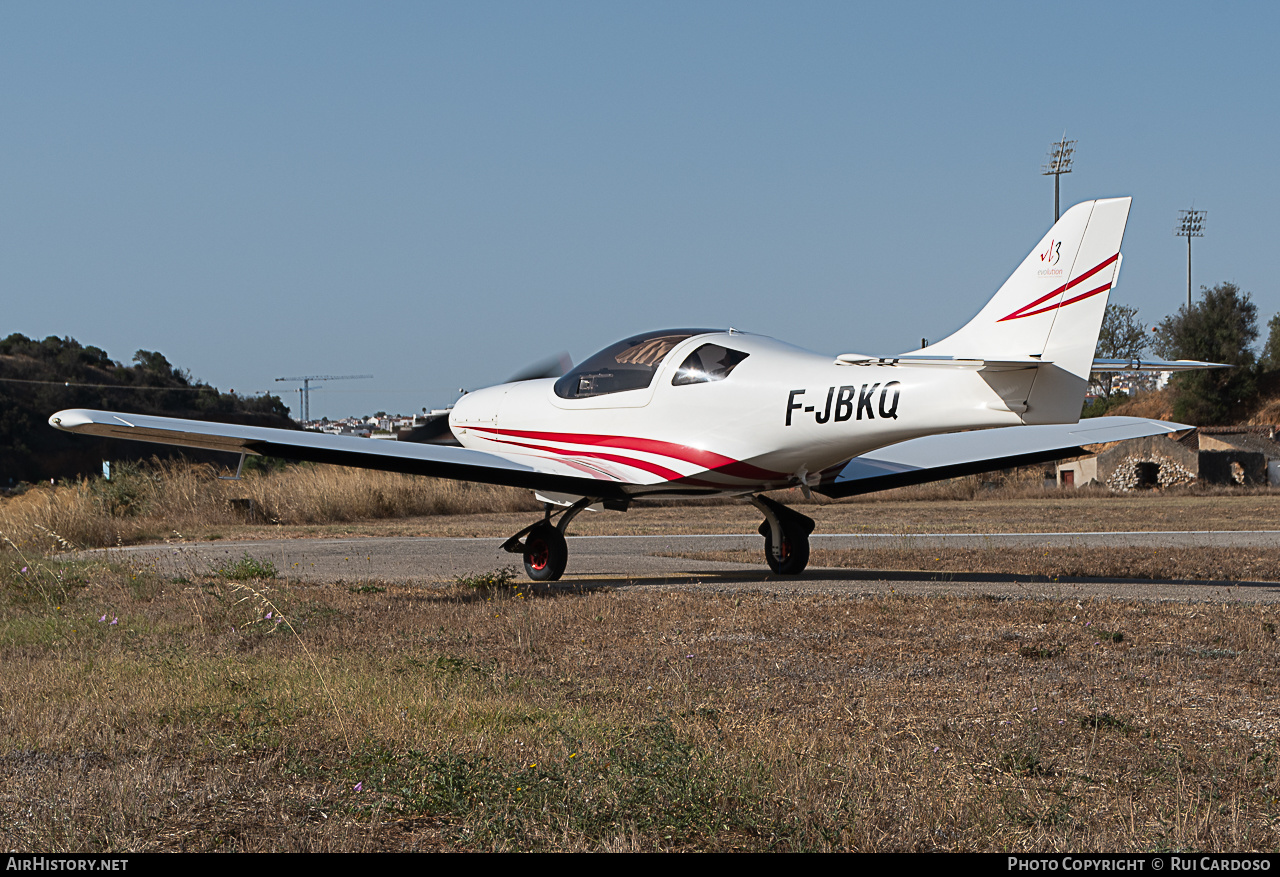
[
  {"xmin": 835, "ymin": 354, "xmax": 1044, "ymax": 371},
  {"xmin": 834, "ymin": 355, "xmax": 1229, "ymax": 374},
  {"xmin": 816, "ymin": 415, "xmax": 1190, "ymax": 499},
  {"xmin": 1091, "ymin": 357, "xmax": 1230, "ymax": 372}
]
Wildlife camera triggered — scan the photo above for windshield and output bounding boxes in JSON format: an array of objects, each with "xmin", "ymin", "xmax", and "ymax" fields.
[{"xmin": 554, "ymin": 329, "xmax": 716, "ymax": 399}]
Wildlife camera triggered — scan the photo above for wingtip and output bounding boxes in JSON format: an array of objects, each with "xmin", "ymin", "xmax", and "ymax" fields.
[{"xmin": 49, "ymin": 409, "xmax": 93, "ymax": 431}]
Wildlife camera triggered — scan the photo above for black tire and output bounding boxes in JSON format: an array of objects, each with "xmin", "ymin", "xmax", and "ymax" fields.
[
  {"xmin": 764, "ymin": 521, "xmax": 810, "ymax": 575},
  {"xmin": 523, "ymin": 523, "xmax": 568, "ymax": 582}
]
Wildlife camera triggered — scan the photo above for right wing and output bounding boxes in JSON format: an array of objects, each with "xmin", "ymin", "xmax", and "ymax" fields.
[
  {"xmin": 48, "ymin": 409, "xmax": 634, "ymax": 500},
  {"xmin": 816, "ymin": 415, "xmax": 1191, "ymax": 498}
]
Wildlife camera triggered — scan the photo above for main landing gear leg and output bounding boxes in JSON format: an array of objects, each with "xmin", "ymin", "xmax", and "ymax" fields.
[
  {"xmin": 750, "ymin": 495, "xmax": 815, "ymax": 575},
  {"xmin": 501, "ymin": 497, "xmax": 596, "ymax": 582}
]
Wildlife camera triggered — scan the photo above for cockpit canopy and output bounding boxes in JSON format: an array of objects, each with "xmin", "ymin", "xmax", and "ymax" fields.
[
  {"xmin": 671, "ymin": 343, "xmax": 750, "ymax": 386},
  {"xmin": 554, "ymin": 329, "xmax": 734, "ymax": 400}
]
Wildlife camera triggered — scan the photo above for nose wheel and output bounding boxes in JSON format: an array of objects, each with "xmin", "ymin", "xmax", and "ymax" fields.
[
  {"xmin": 501, "ymin": 497, "xmax": 601, "ymax": 582},
  {"xmin": 522, "ymin": 522, "xmax": 568, "ymax": 581}
]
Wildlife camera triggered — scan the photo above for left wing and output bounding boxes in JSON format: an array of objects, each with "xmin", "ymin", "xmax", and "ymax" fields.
[
  {"xmin": 816, "ymin": 415, "xmax": 1190, "ymax": 498},
  {"xmin": 48, "ymin": 409, "xmax": 634, "ymax": 500}
]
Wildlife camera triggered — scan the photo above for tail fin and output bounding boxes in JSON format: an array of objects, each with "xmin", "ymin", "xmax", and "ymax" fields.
[{"xmin": 919, "ymin": 197, "xmax": 1132, "ymax": 424}]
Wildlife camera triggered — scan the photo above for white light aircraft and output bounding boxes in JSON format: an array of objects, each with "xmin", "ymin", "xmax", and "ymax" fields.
[{"xmin": 51, "ymin": 197, "xmax": 1216, "ymax": 581}]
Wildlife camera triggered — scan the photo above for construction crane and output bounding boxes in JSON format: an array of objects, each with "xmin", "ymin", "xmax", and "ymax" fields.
[{"xmin": 275, "ymin": 374, "xmax": 373, "ymax": 423}]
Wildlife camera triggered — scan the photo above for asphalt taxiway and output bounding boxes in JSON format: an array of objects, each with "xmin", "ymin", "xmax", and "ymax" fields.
[{"xmin": 100, "ymin": 530, "xmax": 1280, "ymax": 603}]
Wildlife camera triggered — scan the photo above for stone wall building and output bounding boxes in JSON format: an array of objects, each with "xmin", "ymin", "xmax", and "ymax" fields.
[{"xmin": 1056, "ymin": 427, "xmax": 1275, "ymax": 490}]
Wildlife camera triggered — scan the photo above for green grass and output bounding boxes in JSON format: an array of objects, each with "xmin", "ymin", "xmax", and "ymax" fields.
[
  {"xmin": 454, "ymin": 567, "xmax": 519, "ymax": 590},
  {"xmin": 346, "ymin": 717, "xmax": 811, "ymax": 850},
  {"xmin": 211, "ymin": 552, "xmax": 278, "ymax": 580}
]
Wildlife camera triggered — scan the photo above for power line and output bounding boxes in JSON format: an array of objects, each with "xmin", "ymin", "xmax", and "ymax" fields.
[{"xmin": 0, "ymin": 376, "xmax": 259, "ymax": 393}]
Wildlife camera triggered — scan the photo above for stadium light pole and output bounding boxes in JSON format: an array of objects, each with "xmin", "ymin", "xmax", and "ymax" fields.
[
  {"xmin": 1041, "ymin": 133, "xmax": 1076, "ymax": 222},
  {"xmin": 1175, "ymin": 209, "xmax": 1206, "ymax": 310}
]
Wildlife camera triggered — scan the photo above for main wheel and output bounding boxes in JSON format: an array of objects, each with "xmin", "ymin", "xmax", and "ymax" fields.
[
  {"xmin": 523, "ymin": 523, "xmax": 568, "ymax": 582},
  {"xmin": 763, "ymin": 521, "xmax": 810, "ymax": 575}
]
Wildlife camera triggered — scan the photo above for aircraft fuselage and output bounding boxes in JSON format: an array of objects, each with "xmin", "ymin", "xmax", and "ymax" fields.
[{"xmin": 449, "ymin": 331, "xmax": 1024, "ymax": 498}]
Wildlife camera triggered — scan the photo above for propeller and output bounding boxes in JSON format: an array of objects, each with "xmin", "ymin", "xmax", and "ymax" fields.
[{"xmin": 504, "ymin": 351, "xmax": 572, "ymax": 383}]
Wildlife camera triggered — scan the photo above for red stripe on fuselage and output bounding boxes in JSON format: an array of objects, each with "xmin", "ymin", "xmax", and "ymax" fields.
[
  {"xmin": 471, "ymin": 427, "xmax": 787, "ymax": 482},
  {"xmin": 549, "ymin": 457, "xmax": 619, "ymax": 481},
  {"xmin": 479, "ymin": 434, "xmax": 687, "ymax": 481}
]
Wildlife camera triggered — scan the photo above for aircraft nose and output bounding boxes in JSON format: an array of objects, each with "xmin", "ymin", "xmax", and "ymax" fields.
[{"xmin": 449, "ymin": 385, "xmax": 503, "ymax": 429}]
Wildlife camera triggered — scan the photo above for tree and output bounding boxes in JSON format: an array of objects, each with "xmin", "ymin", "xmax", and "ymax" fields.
[
  {"xmin": 1091, "ymin": 303, "xmax": 1147, "ymax": 397},
  {"xmin": 1151, "ymin": 282, "xmax": 1258, "ymax": 424},
  {"xmin": 132, "ymin": 349, "xmax": 172, "ymax": 373},
  {"xmin": 1260, "ymin": 313, "xmax": 1280, "ymax": 372}
]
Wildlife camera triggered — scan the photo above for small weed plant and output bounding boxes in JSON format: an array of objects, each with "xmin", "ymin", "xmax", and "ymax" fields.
[
  {"xmin": 455, "ymin": 567, "xmax": 519, "ymax": 590},
  {"xmin": 212, "ymin": 552, "xmax": 278, "ymax": 580}
]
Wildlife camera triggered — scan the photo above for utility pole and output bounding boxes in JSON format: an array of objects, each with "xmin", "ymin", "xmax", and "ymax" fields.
[
  {"xmin": 1041, "ymin": 133, "xmax": 1076, "ymax": 222},
  {"xmin": 1175, "ymin": 209, "xmax": 1206, "ymax": 310},
  {"xmin": 275, "ymin": 374, "xmax": 373, "ymax": 423}
]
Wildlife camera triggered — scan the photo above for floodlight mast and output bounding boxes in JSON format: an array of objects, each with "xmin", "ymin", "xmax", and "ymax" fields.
[
  {"xmin": 1041, "ymin": 133, "xmax": 1076, "ymax": 222},
  {"xmin": 275, "ymin": 374, "xmax": 374, "ymax": 423},
  {"xmin": 1175, "ymin": 209, "xmax": 1206, "ymax": 310}
]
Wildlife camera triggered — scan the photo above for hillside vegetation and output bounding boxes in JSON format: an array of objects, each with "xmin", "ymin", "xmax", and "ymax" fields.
[
  {"xmin": 0, "ymin": 333, "xmax": 292, "ymax": 484},
  {"xmin": 1094, "ymin": 369, "xmax": 1280, "ymax": 426}
]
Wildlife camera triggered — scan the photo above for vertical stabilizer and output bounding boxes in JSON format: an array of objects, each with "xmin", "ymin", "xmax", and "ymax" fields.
[{"xmin": 918, "ymin": 197, "xmax": 1132, "ymax": 424}]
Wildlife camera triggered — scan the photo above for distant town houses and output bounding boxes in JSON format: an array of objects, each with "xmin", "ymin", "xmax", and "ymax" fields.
[{"xmin": 299, "ymin": 412, "xmax": 435, "ymax": 439}]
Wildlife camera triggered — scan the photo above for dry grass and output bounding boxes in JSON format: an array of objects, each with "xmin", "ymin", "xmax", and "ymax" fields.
[
  {"xmin": 9, "ymin": 459, "xmax": 1280, "ymax": 551},
  {"xmin": 10, "ymin": 460, "xmax": 1280, "ymax": 550},
  {"xmin": 2, "ymin": 551, "xmax": 1279, "ymax": 852},
  {"xmin": 5, "ymin": 463, "xmax": 1280, "ymax": 850},
  {"xmin": 0, "ymin": 460, "xmax": 538, "ymax": 551}
]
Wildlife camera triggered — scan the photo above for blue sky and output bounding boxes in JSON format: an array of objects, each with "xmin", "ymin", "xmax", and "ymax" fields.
[{"xmin": 3, "ymin": 2, "xmax": 1275, "ymax": 419}]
